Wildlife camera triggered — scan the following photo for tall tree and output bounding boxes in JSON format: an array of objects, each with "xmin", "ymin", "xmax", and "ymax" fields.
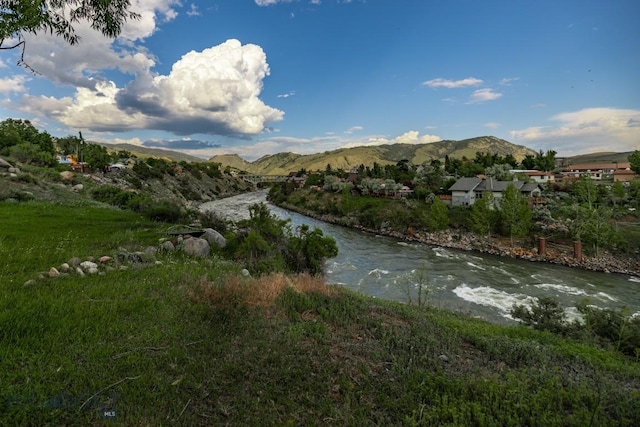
[
  {"xmin": 534, "ymin": 150, "xmax": 557, "ymax": 171},
  {"xmin": 469, "ymin": 192, "xmax": 496, "ymax": 236},
  {"xmin": 629, "ymin": 150, "xmax": 640, "ymax": 175},
  {"xmin": 521, "ymin": 154, "xmax": 535, "ymax": 170},
  {"xmin": 426, "ymin": 197, "xmax": 449, "ymax": 231},
  {"xmin": 498, "ymin": 184, "xmax": 532, "ymax": 246}
]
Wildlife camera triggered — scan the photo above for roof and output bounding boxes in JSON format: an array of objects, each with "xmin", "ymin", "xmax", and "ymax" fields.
[
  {"xmin": 448, "ymin": 177, "xmax": 482, "ymax": 192},
  {"xmin": 450, "ymin": 177, "xmax": 541, "ymax": 194},
  {"xmin": 563, "ymin": 162, "xmax": 631, "ymax": 171},
  {"xmin": 477, "ymin": 177, "xmax": 514, "ymax": 192}
]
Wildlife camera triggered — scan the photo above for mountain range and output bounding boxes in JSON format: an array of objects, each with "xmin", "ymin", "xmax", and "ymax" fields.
[
  {"xmin": 98, "ymin": 137, "xmax": 633, "ymax": 176},
  {"xmin": 209, "ymin": 136, "xmax": 537, "ymax": 175}
]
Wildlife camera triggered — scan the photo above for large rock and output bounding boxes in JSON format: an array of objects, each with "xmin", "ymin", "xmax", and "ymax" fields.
[
  {"xmin": 60, "ymin": 171, "xmax": 74, "ymax": 183},
  {"xmin": 182, "ymin": 237, "xmax": 210, "ymax": 258},
  {"xmin": 0, "ymin": 158, "xmax": 12, "ymax": 168},
  {"xmin": 202, "ymin": 228, "xmax": 227, "ymax": 249},
  {"xmin": 161, "ymin": 240, "xmax": 176, "ymax": 252}
]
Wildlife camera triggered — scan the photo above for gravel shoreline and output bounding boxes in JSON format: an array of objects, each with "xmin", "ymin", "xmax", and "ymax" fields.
[{"xmin": 277, "ymin": 202, "xmax": 640, "ymax": 278}]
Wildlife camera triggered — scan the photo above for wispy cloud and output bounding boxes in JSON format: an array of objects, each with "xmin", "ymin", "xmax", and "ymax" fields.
[
  {"xmin": 484, "ymin": 122, "xmax": 500, "ymax": 129},
  {"xmin": 499, "ymin": 77, "xmax": 519, "ymax": 86},
  {"xmin": 277, "ymin": 91, "xmax": 296, "ymax": 98},
  {"xmin": 422, "ymin": 77, "xmax": 483, "ymax": 89},
  {"xmin": 186, "ymin": 4, "xmax": 200, "ymax": 16},
  {"xmin": 344, "ymin": 126, "xmax": 363, "ymax": 134},
  {"xmin": 467, "ymin": 88, "xmax": 502, "ymax": 104}
]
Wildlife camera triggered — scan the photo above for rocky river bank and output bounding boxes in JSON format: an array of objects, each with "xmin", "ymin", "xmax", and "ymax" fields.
[{"xmin": 276, "ymin": 202, "xmax": 640, "ymax": 278}]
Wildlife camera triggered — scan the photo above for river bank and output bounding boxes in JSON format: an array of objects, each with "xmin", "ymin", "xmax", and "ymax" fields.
[{"xmin": 274, "ymin": 201, "xmax": 640, "ymax": 278}]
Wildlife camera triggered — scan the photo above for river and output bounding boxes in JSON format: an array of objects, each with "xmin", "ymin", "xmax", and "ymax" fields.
[{"xmin": 200, "ymin": 191, "xmax": 640, "ymax": 324}]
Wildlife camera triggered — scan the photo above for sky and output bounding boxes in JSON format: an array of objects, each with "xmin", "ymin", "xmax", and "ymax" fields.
[{"xmin": 1, "ymin": 0, "xmax": 639, "ymax": 161}]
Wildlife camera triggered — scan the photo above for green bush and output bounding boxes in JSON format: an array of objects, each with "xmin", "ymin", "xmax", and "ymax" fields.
[
  {"xmin": 141, "ymin": 200, "xmax": 184, "ymax": 222},
  {"xmin": 511, "ymin": 296, "xmax": 568, "ymax": 334},
  {"xmin": 512, "ymin": 296, "xmax": 640, "ymax": 358}
]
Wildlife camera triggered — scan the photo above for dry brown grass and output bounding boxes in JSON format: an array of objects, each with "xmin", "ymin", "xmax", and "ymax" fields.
[{"xmin": 190, "ymin": 272, "xmax": 335, "ymax": 310}]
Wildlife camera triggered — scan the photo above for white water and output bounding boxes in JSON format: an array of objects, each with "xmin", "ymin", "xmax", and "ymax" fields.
[{"xmin": 200, "ymin": 191, "xmax": 640, "ymax": 324}]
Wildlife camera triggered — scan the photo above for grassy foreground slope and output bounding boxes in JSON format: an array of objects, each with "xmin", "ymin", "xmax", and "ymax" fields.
[{"xmin": 1, "ymin": 202, "xmax": 639, "ymax": 426}]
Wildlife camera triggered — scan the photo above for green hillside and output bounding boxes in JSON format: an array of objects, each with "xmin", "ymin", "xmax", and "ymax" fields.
[{"xmin": 210, "ymin": 136, "xmax": 537, "ymax": 175}]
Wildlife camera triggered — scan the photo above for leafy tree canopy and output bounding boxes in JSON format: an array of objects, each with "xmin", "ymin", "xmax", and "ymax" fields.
[{"xmin": 629, "ymin": 150, "xmax": 640, "ymax": 175}]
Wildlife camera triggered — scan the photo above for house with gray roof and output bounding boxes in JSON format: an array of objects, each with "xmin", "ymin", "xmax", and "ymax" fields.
[{"xmin": 449, "ymin": 177, "xmax": 542, "ymax": 207}]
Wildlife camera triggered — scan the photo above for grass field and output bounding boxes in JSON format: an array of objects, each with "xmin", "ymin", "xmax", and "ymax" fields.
[{"xmin": 1, "ymin": 201, "xmax": 639, "ymax": 425}]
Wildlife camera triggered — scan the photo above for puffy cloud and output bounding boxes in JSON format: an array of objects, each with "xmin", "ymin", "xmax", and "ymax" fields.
[
  {"xmin": 467, "ymin": 88, "xmax": 502, "ymax": 104},
  {"xmin": 422, "ymin": 77, "xmax": 482, "ymax": 88},
  {"xmin": 509, "ymin": 107, "xmax": 640, "ymax": 154},
  {"xmin": 344, "ymin": 131, "xmax": 442, "ymax": 148},
  {"xmin": 16, "ymin": 1, "xmax": 180, "ymax": 88},
  {"xmin": 0, "ymin": 75, "xmax": 28, "ymax": 95},
  {"xmin": 15, "ymin": 40, "xmax": 283, "ymax": 136}
]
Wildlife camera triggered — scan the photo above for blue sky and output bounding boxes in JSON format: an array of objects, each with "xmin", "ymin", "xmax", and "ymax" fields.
[{"xmin": 1, "ymin": 0, "xmax": 638, "ymax": 160}]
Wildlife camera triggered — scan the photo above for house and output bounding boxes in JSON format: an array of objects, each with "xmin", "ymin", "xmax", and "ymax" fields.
[
  {"xmin": 613, "ymin": 169, "xmax": 638, "ymax": 183},
  {"xmin": 449, "ymin": 177, "xmax": 542, "ymax": 207},
  {"xmin": 562, "ymin": 162, "xmax": 631, "ymax": 181},
  {"xmin": 511, "ymin": 170, "xmax": 555, "ymax": 184}
]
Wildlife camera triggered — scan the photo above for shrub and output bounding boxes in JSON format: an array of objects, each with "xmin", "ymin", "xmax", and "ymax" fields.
[
  {"xmin": 141, "ymin": 200, "xmax": 184, "ymax": 222},
  {"xmin": 511, "ymin": 296, "xmax": 568, "ymax": 334}
]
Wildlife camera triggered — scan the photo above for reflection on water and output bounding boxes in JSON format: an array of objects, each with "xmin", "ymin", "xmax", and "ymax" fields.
[{"xmin": 200, "ymin": 191, "xmax": 640, "ymax": 324}]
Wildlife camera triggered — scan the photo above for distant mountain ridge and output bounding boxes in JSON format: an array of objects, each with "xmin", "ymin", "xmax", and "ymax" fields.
[
  {"xmin": 95, "ymin": 142, "xmax": 205, "ymax": 163},
  {"xmin": 210, "ymin": 136, "xmax": 537, "ymax": 175}
]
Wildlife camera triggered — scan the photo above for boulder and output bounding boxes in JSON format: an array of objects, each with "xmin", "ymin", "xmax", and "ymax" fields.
[
  {"xmin": 72, "ymin": 184, "xmax": 84, "ymax": 192},
  {"xmin": 60, "ymin": 171, "xmax": 74, "ymax": 182},
  {"xmin": 99, "ymin": 256, "xmax": 112, "ymax": 264},
  {"xmin": 8, "ymin": 167, "xmax": 20, "ymax": 174},
  {"xmin": 0, "ymin": 158, "xmax": 12, "ymax": 168},
  {"xmin": 59, "ymin": 263, "xmax": 70, "ymax": 273},
  {"xmin": 68, "ymin": 257, "xmax": 82, "ymax": 268},
  {"xmin": 161, "ymin": 240, "xmax": 176, "ymax": 252},
  {"xmin": 80, "ymin": 261, "xmax": 98, "ymax": 272},
  {"xmin": 48, "ymin": 267, "xmax": 60, "ymax": 278},
  {"xmin": 182, "ymin": 237, "xmax": 210, "ymax": 258},
  {"xmin": 144, "ymin": 246, "xmax": 157, "ymax": 260},
  {"xmin": 202, "ymin": 228, "xmax": 227, "ymax": 249}
]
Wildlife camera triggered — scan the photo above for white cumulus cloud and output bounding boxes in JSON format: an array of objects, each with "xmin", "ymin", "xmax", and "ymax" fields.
[
  {"xmin": 510, "ymin": 107, "xmax": 640, "ymax": 154},
  {"xmin": 467, "ymin": 88, "xmax": 502, "ymax": 104},
  {"xmin": 0, "ymin": 75, "xmax": 29, "ymax": 95},
  {"xmin": 344, "ymin": 131, "xmax": 442, "ymax": 148},
  {"xmin": 18, "ymin": 40, "xmax": 284, "ymax": 136}
]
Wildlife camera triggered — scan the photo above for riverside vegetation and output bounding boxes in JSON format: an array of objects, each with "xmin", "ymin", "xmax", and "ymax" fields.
[
  {"xmin": 2, "ymin": 201, "xmax": 640, "ymax": 425},
  {"xmin": 2, "ymin": 119, "xmax": 640, "ymax": 424}
]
